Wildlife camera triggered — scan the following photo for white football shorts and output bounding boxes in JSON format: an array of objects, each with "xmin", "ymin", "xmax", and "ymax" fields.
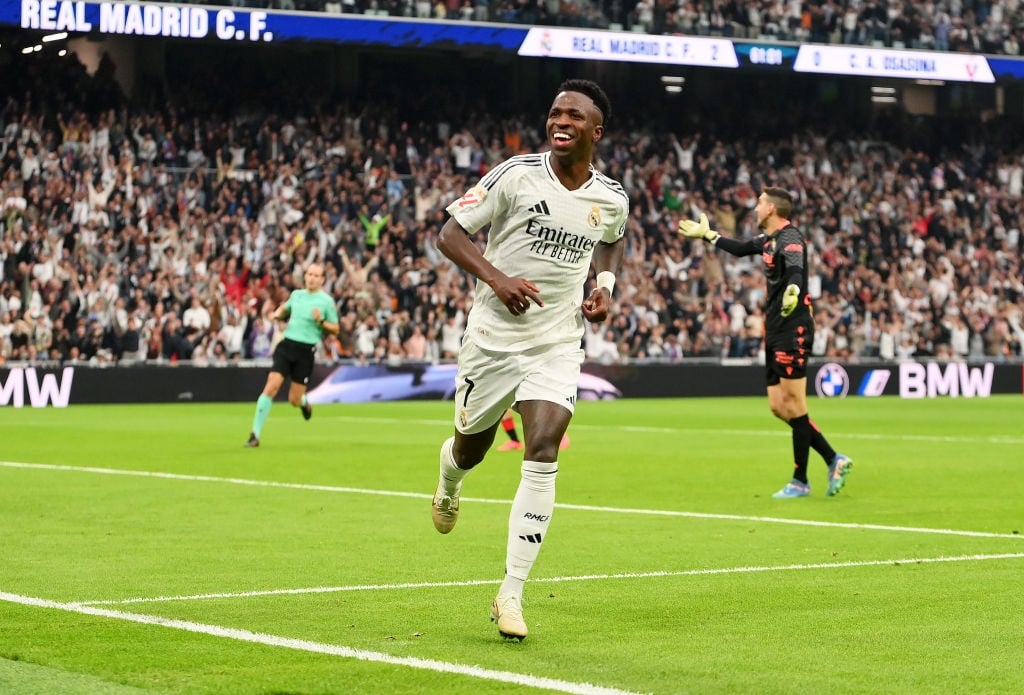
[{"xmin": 452, "ymin": 337, "xmax": 583, "ymax": 434}]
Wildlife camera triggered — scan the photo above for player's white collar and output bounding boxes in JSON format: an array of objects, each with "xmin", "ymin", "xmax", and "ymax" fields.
[{"xmin": 542, "ymin": 151, "xmax": 596, "ymax": 192}]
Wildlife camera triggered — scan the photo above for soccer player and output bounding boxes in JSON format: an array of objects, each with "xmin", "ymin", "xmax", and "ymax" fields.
[
  {"xmin": 678, "ymin": 188, "xmax": 853, "ymax": 498},
  {"xmin": 430, "ymin": 79, "xmax": 627, "ymax": 640},
  {"xmin": 245, "ymin": 263, "xmax": 339, "ymax": 447},
  {"xmin": 497, "ymin": 409, "xmax": 570, "ymax": 452}
]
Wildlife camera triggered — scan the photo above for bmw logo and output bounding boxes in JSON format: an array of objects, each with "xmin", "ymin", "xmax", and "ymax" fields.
[{"xmin": 815, "ymin": 363, "xmax": 850, "ymax": 398}]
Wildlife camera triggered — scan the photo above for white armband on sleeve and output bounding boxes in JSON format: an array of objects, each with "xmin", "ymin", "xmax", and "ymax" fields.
[{"xmin": 596, "ymin": 271, "xmax": 615, "ymax": 295}]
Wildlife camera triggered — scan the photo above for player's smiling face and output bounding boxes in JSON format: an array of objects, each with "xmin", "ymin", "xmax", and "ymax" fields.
[{"xmin": 547, "ymin": 91, "xmax": 603, "ymax": 155}]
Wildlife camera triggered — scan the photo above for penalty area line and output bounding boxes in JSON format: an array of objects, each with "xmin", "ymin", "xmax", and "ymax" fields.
[{"xmin": 0, "ymin": 591, "xmax": 644, "ymax": 695}]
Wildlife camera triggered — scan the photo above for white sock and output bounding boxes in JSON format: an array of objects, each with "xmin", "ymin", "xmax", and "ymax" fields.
[
  {"xmin": 501, "ymin": 459, "xmax": 557, "ymax": 597},
  {"xmin": 438, "ymin": 436, "xmax": 469, "ymax": 496}
]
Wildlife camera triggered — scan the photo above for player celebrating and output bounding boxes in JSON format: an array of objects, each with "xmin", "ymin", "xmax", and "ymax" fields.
[
  {"xmin": 678, "ymin": 188, "xmax": 853, "ymax": 498},
  {"xmin": 245, "ymin": 263, "xmax": 339, "ymax": 447},
  {"xmin": 430, "ymin": 79, "xmax": 627, "ymax": 640}
]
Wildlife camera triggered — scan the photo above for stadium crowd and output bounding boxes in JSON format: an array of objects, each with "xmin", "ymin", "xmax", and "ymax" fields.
[
  {"xmin": 193, "ymin": 0, "xmax": 1024, "ymax": 57},
  {"xmin": 1, "ymin": 50, "xmax": 1022, "ymax": 369}
]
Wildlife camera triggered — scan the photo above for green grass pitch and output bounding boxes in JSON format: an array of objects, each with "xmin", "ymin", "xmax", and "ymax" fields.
[{"xmin": 1, "ymin": 395, "xmax": 1022, "ymax": 694}]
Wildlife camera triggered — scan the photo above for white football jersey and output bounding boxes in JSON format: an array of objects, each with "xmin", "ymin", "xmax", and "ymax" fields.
[{"xmin": 447, "ymin": 151, "xmax": 628, "ymax": 352}]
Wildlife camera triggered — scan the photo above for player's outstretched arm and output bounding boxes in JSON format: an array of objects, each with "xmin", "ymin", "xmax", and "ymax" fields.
[
  {"xmin": 678, "ymin": 212, "xmax": 760, "ymax": 257},
  {"xmin": 677, "ymin": 213, "xmax": 720, "ymax": 243}
]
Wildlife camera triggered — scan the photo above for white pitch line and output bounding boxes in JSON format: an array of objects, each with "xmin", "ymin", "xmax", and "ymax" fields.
[
  {"xmin": 552, "ymin": 502, "xmax": 1024, "ymax": 539},
  {"xmin": 76, "ymin": 552, "xmax": 1024, "ymax": 607},
  {"xmin": 0, "ymin": 461, "xmax": 427, "ymax": 501},
  {"xmin": 2, "ymin": 460, "xmax": 1021, "ymax": 540},
  {"xmin": 317, "ymin": 415, "xmax": 1024, "ymax": 445},
  {"xmin": 0, "ymin": 591, "xmax": 644, "ymax": 695}
]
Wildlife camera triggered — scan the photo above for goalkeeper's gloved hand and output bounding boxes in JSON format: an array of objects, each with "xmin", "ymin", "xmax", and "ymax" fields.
[
  {"xmin": 677, "ymin": 213, "xmax": 720, "ymax": 243},
  {"xmin": 781, "ymin": 284, "xmax": 800, "ymax": 317}
]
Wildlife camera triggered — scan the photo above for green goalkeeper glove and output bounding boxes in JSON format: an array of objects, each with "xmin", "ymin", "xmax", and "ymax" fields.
[
  {"xmin": 781, "ymin": 284, "xmax": 800, "ymax": 317},
  {"xmin": 677, "ymin": 213, "xmax": 720, "ymax": 243}
]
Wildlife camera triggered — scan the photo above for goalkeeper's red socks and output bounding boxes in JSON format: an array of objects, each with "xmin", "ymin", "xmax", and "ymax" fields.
[{"xmin": 502, "ymin": 415, "xmax": 520, "ymax": 443}]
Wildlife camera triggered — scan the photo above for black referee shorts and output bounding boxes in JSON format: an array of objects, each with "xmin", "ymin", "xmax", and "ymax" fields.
[{"xmin": 271, "ymin": 338, "xmax": 317, "ymax": 386}]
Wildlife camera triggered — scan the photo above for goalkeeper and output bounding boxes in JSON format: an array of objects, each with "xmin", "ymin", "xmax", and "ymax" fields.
[{"xmin": 678, "ymin": 187, "xmax": 853, "ymax": 499}]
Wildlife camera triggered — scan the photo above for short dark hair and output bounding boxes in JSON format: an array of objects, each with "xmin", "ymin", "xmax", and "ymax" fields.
[
  {"xmin": 557, "ymin": 79, "xmax": 612, "ymax": 126},
  {"xmin": 763, "ymin": 187, "xmax": 793, "ymax": 218}
]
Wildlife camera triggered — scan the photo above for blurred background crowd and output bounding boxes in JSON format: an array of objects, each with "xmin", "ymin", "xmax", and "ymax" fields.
[{"xmin": 1, "ymin": 27, "xmax": 1022, "ymax": 369}]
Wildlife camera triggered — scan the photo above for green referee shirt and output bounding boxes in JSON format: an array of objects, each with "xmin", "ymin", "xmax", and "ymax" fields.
[{"xmin": 282, "ymin": 289, "xmax": 338, "ymax": 344}]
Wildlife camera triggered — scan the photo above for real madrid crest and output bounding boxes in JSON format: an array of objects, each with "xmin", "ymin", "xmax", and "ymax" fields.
[{"xmin": 588, "ymin": 206, "xmax": 601, "ymax": 229}]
